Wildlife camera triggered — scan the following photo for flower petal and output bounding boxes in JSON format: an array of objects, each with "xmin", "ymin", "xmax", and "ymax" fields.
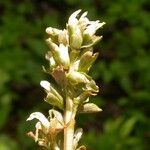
[
  {"xmin": 40, "ymin": 80, "xmax": 51, "ymax": 91},
  {"xmin": 68, "ymin": 9, "xmax": 81, "ymax": 25},
  {"xmin": 27, "ymin": 112, "xmax": 50, "ymax": 129}
]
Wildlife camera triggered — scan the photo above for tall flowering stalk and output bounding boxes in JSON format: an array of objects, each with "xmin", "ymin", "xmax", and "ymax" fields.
[{"xmin": 26, "ymin": 10, "xmax": 105, "ymax": 150}]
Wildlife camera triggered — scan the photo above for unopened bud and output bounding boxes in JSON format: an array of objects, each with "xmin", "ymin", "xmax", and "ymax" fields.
[
  {"xmin": 46, "ymin": 92, "xmax": 64, "ymax": 110},
  {"xmin": 78, "ymin": 51, "xmax": 99, "ymax": 72},
  {"xmin": 79, "ymin": 103, "xmax": 102, "ymax": 113},
  {"xmin": 46, "ymin": 39, "xmax": 70, "ymax": 69},
  {"xmin": 40, "ymin": 80, "xmax": 64, "ymax": 109},
  {"xmin": 68, "ymin": 26, "xmax": 83, "ymax": 49},
  {"xmin": 67, "ymin": 71, "xmax": 88, "ymax": 85}
]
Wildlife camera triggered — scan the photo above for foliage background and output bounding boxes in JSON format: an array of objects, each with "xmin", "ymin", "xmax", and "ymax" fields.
[{"xmin": 0, "ymin": 0, "xmax": 149, "ymax": 149}]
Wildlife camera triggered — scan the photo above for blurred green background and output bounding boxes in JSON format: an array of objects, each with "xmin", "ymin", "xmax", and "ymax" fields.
[{"xmin": 0, "ymin": 0, "xmax": 149, "ymax": 150}]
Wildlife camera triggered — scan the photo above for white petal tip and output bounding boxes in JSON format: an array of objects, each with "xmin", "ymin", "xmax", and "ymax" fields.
[{"xmin": 40, "ymin": 80, "xmax": 50, "ymax": 91}]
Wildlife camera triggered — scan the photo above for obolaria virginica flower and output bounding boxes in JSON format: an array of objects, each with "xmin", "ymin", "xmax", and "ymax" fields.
[
  {"xmin": 27, "ymin": 110, "xmax": 64, "ymax": 149},
  {"xmin": 26, "ymin": 10, "xmax": 105, "ymax": 150}
]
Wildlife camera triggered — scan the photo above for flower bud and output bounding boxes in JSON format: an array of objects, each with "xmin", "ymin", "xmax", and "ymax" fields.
[
  {"xmin": 78, "ymin": 51, "xmax": 99, "ymax": 72},
  {"xmin": 67, "ymin": 10, "xmax": 83, "ymax": 49},
  {"xmin": 68, "ymin": 26, "xmax": 83, "ymax": 49},
  {"xmin": 40, "ymin": 80, "xmax": 64, "ymax": 109},
  {"xmin": 46, "ymin": 92, "xmax": 64, "ymax": 110},
  {"xmin": 46, "ymin": 38, "xmax": 70, "ymax": 69},
  {"xmin": 79, "ymin": 103, "xmax": 102, "ymax": 113},
  {"xmin": 67, "ymin": 71, "xmax": 88, "ymax": 85}
]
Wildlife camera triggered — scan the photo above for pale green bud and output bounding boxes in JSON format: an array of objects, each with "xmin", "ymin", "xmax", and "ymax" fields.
[
  {"xmin": 46, "ymin": 38, "xmax": 70, "ymax": 69},
  {"xmin": 46, "ymin": 93, "xmax": 63, "ymax": 110},
  {"xmin": 68, "ymin": 26, "xmax": 83, "ymax": 49},
  {"xmin": 57, "ymin": 44, "xmax": 70, "ymax": 69},
  {"xmin": 79, "ymin": 103, "xmax": 102, "ymax": 113},
  {"xmin": 78, "ymin": 51, "xmax": 99, "ymax": 72},
  {"xmin": 67, "ymin": 71, "xmax": 88, "ymax": 85},
  {"xmin": 40, "ymin": 80, "xmax": 64, "ymax": 109}
]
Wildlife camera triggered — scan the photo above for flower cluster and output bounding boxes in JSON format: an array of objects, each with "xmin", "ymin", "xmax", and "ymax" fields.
[{"xmin": 26, "ymin": 10, "xmax": 104, "ymax": 150}]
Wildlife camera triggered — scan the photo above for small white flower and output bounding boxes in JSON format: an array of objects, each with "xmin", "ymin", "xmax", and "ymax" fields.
[
  {"xmin": 40, "ymin": 80, "xmax": 51, "ymax": 91},
  {"xmin": 27, "ymin": 112, "xmax": 50, "ymax": 129}
]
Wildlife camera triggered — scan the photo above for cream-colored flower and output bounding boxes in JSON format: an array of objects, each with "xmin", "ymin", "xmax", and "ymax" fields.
[
  {"xmin": 27, "ymin": 110, "xmax": 64, "ymax": 144},
  {"xmin": 46, "ymin": 38, "xmax": 70, "ymax": 69},
  {"xmin": 67, "ymin": 10, "xmax": 105, "ymax": 49},
  {"xmin": 27, "ymin": 112, "xmax": 50, "ymax": 130},
  {"xmin": 67, "ymin": 71, "xmax": 89, "ymax": 85},
  {"xmin": 40, "ymin": 80, "xmax": 64, "ymax": 109}
]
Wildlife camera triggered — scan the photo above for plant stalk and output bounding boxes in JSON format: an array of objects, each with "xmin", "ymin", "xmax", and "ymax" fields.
[{"xmin": 64, "ymin": 96, "xmax": 75, "ymax": 150}]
